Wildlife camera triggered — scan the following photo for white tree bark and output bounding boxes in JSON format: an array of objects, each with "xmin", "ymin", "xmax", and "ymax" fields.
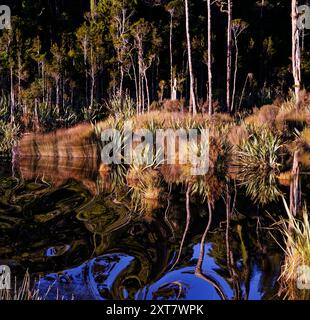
[
  {"xmin": 185, "ymin": 0, "xmax": 197, "ymax": 115},
  {"xmin": 10, "ymin": 66, "xmax": 15, "ymax": 124},
  {"xmin": 169, "ymin": 9, "xmax": 174, "ymax": 100},
  {"xmin": 292, "ymin": 0, "xmax": 301, "ymax": 106},
  {"xmin": 227, "ymin": 0, "xmax": 232, "ymax": 112},
  {"xmin": 207, "ymin": 0, "xmax": 212, "ymax": 115}
]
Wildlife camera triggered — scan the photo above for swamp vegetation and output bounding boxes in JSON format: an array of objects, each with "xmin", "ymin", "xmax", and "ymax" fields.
[
  {"xmin": 1, "ymin": 0, "xmax": 310, "ymax": 300},
  {"xmin": 1, "ymin": 95, "xmax": 310, "ymax": 300}
]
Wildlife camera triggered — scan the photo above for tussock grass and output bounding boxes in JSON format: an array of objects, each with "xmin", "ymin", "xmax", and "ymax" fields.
[
  {"xmin": 227, "ymin": 125, "xmax": 249, "ymax": 148},
  {"xmin": 275, "ymin": 199, "xmax": 310, "ymax": 300},
  {"xmin": 244, "ymin": 104, "xmax": 280, "ymax": 128},
  {"xmin": 0, "ymin": 121, "xmax": 20, "ymax": 154},
  {"xmin": 235, "ymin": 127, "xmax": 282, "ymax": 205},
  {"xmin": 18, "ymin": 123, "xmax": 97, "ymax": 158},
  {"xmin": 0, "ymin": 271, "xmax": 71, "ymax": 301},
  {"xmin": 14, "ymin": 93, "xmax": 310, "ymax": 208}
]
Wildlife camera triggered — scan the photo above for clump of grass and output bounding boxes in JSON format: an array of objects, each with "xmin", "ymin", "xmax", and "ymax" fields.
[
  {"xmin": 162, "ymin": 99, "xmax": 182, "ymax": 112},
  {"xmin": 0, "ymin": 271, "xmax": 70, "ymax": 300},
  {"xmin": 227, "ymin": 125, "xmax": 249, "ymax": 148},
  {"xmin": 275, "ymin": 199, "xmax": 310, "ymax": 300},
  {"xmin": 190, "ymin": 173, "xmax": 225, "ymax": 204},
  {"xmin": 81, "ymin": 103, "xmax": 105, "ymax": 122},
  {"xmin": 244, "ymin": 104, "xmax": 280, "ymax": 128},
  {"xmin": 235, "ymin": 127, "xmax": 282, "ymax": 205},
  {"xmin": 127, "ymin": 166, "xmax": 164, "ymax": 211},
  {"xmin": 210, "ymin": 112, "xmax": 234, "ymax": 126},
  {"xmin": 276, "ymin": 103, "xmax": 310, "ymax": 133},
  {"xmin": 300, "ymin": 127, "xmax": 310, "ymax": 145},
  {"xmin": 105, "ymin": 94, "xmax": 136, "ymax": 120},
  {"xmin": 0, "ymin": 120, "xmax": 20, "ymax": 154},
  {"xmin": 127, "ymin": 167, "xmax": 162, "ymax": 198},
  {"xmin": 237, "ymin": 127, "xmax": 281, "ymax": 170}
]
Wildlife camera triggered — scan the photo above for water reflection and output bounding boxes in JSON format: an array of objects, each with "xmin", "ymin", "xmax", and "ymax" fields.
[{"xmin": 0, "ymin": 156, "xmax": 283, "ymax": 300}]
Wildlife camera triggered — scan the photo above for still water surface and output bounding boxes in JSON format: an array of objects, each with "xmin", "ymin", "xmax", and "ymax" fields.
[{"xmin": 0, "ymin": 158, "xmax": 283, "ymax": 300}]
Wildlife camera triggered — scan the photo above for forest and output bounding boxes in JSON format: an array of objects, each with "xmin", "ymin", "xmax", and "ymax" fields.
[
  {"xmin": 1, "ymin": 0, "xmax": 310, "ymax": 302},
  {"xmin": 0, "ymin": 1, "xmax": 308, "ymax": 134}
]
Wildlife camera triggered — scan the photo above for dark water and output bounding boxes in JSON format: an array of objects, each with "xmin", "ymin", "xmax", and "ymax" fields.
[{"xmin": 0, "ymin": 158, "xmax": 284, "ymax": 300}]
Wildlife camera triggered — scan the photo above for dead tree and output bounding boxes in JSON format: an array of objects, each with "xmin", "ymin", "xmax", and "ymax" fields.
[{"xmin": 292, "ymin": 0, "xmax": 301, "ymax": 106}]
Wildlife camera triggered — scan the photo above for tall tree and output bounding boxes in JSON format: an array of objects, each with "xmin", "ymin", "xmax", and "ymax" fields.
[
  {"xmin": 108, "ymin": 0, "xmax": 134, "ymax": 97},
  {"xmin": 131, "ymin": 19, "xmax": 160, "ymax": 113},
  {"xmin": 292, "ymin": 0, "xmax": 301, "ymax": 106},
  {"xmin": 227, "ymin": 0, "xmax": 232, "ymax": 112},
  {"xmin": 207, "ymin": 0, "xmax": 212, "ymax": 115},
  {"xmin": 76, "ymin": 16, "xmax": 105, "ymax": 109},
  {"xmin": 231, "ymin": 19, "xmax": 248, "ymax": 113},
  {"xmin": 166, "ymin": 2, "xmax": 176, "ymax": 100},
  {"xmin": 0, "ymin": 29, "xmax": 15, "ymax": 123},
  {"xmin": 216, "ymin": 0, "xmax": 233, "ymax": 112},
  {"xmin": 184, "ymin": 0, "xmax": 197, "ymax": 115}
]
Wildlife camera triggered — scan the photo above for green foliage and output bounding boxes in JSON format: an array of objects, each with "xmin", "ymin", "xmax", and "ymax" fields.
[
  {"xmin": 81, "ymin": 103, "xmax": 105, "ymax": 122},
  {"xmin": 236, "ymin": 127, "xmax": 282, "ymax": 205},
  {"xmin": 237, "ymin": 127, "xmax": 281, "ymax": 171},
  {"xmin": 0, "ymin": 121, "xmax": 20, "ymax": 154},
  {"xmin": 105, "ymin": 94, "xmax": 136, "ymax": 120}
]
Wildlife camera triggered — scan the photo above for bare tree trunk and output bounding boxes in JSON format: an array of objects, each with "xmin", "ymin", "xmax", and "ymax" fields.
[
  {"xmin": 10, "ymin": 66, "xmax": 15, "ymax": 124},
  {"xmin": 42, "ymin": 62, "xmax": 46, "ymax": 105},
  {"xmin": 120, "ymin": 66, "xmax": 124, "ymax": 96},
  {"xmin": 82, "ymin": 36, "xmax": 89, "ymax": 107},
  {"xmin": 172, "ymin": 77, "xmax": 177, "ymax": 100},
  {"xmin": 169, "ymin": 10, "xmax": 174, "ymax": 100},
  {"xmin": 185, "ymin": 0, "xmax": 197, "ymax": 115},
  {"xmin": 56, "ymin": 77, "xmax": 60, "ymax": 113},
  {"xmin": 17, "ymin": 52, "xmax": 21, "ymax": 107},
  {"xmin": 195, "ymin": 199, "xmax": 227, "ymax": 300},
  {"xmin": 231, "ymin": 38, "xmax": 239, "ymax": 113},
  {"xmin": 90, "ymin": 45, "xmax": 95, "ymax": 109},
  {"xmin": 144, "ymin": 72, "xmax": 150, "ymax": 113},
  {"xmin": 292, "ymin": 0, "xmax": 301, "ymax": 106},
  {"xmin": 170, "ymin": 184, "xmax": 191, "ymax": 270},
  {"xmin": 62, "ymin": 77, "xmax": 65, "ymax": 110},
  {"xmin": 207, "ymin": 0, "xmax": 212, "ymax": 115},
  {"xmin": 141, "ymin": 72, "xmax": 145, "ymax": 113},
  {"xmin": 137, "ymin": 41, "xmax": 144, "ymax": 114},
  {"xmin": 130, "ymin": 54, "xmax": 139, "ymax": 114},
  {"xmin": 227, "ymin": 0, "xmax": 232, "ymax": 112},
  {"xmin": 290, "ymin": 150, "xmax": 300, "ymax": 217}
]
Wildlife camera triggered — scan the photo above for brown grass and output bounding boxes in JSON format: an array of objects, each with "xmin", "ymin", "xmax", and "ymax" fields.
[
  {"xmin": 276, "ymin": 109, "xmax": 310, "ymax": 132},
  {"xmin": 18, "ymin": 156, "xmax": 99, "ymax": 195},
  {"xmin": 127, "ymin": 167, "xmax": 163, "ymax": 201},
  {"xmin": 276, "ymin": 199, "xmax": 310, "ymax": 300},
  {"xmin": 162, "ymin": 99, "xmax": 182, "ymax": 112},
  {"xmin": 277, "ymin": 171, "xmax": 292, "ymax": 187},
  {"xmin": 244, "ymin": 104, "xmax": 280, "ymax": 127},
  {"xmin": 227, "ymin": 125, "xmax": 249, "ymax": 147},
  {"xmin": 18, "ymin": 123, "xmax": 97, "ymax": 158}
]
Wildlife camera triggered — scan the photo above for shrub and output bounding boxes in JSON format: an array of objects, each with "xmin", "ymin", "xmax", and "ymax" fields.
[
  {"xmin": 235, "ymin": 127, "xmax": 282, "ymax": 204},
  {"xmin": 276, "ymin": 199, "xmax": 310, "ymax": 300},
  {"xmin": 105, "ymin": 94, "xmax": 136, "ymax": 120},
  {"xmin": 0, "ymin": 121, "xmax": 20, "ymax": 154}
]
